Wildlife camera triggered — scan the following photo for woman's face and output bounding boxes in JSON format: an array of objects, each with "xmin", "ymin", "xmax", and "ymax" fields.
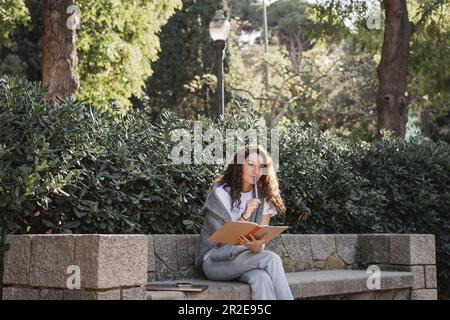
[{"xmin": 242, "ymin": 152, "xmax": 267, "ymax": 186}]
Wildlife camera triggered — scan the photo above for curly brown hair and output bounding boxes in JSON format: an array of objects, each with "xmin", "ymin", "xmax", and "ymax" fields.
[{"xmin": 208, "ymin": 145, "xmax": 286, "ymax": 216}]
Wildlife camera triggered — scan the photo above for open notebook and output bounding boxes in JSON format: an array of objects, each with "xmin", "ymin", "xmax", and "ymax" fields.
[{"xmin": 208, "ymin": 221, "xmax": 289, "ymax": 245}]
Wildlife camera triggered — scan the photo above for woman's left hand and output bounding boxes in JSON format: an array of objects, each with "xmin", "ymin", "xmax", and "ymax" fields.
[{"xmin": 238, "ymin": 234, "xmax": 269, "ymax": 253}]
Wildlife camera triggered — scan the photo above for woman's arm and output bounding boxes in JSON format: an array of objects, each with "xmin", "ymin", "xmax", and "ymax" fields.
[
  {"xmin": 239, "ymin": 198, "xmax": 261, "ymax": 221},
  {"xmin": 261, "ymin": 214, "xmax": 271, "ymax": 226}
]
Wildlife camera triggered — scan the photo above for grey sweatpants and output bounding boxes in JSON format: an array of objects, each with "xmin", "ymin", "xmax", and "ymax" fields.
[{"xmin": 202, "ymin": 249, "xmax": 294, "ymax": 300}]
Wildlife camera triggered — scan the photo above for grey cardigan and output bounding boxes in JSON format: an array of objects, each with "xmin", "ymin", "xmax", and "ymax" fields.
[{"xmin": 193, "ymin": 186, "xmax": 265, "ymax": 276}]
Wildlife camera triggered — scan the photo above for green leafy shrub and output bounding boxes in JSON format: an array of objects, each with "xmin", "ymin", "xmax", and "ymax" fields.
[{"xmin": 0, "ymin": 76, "xmax": 215, "ymax": 236}]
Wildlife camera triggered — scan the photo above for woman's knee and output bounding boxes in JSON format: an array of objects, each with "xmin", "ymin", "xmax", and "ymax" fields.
[
  {"xmin": 244, "ymin": 269, "xmax": 272, "ymax": 286},
  {"xmin": 261, "ymin": 250, "xmax": 282, "ymax": 263},
  {"xmin": 255, "ymin": 250, "xmax": 283, "ymax": 270},
  {"xmin": 202, "ymin": 261, "xmax": 225, "ymax": 281}
]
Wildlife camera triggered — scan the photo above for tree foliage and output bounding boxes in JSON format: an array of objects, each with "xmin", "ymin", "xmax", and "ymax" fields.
[
  {"xmin": 0, "ymin": 0, "xmax": 182, "ymax": 111},
  {"xmin": 0, "ymin": 0, "xmax": 30, "ymax": 47},
  {"xmin": 307, "ymin": 0, "xmax": 450, "ymax": 140},
  {"xmin": 227, "ymin": 0, "xmax": 449, "ymax": 141},
  {"xmin": 0, "ymin": 0, "xmax": 41, "ymax": 81},
  {"xmin": 75, "ymin": 0, "xmax": 182, "ymax": 110},
  {"xmin": 408, "ymin": 3, "xmax": 450, "ymax": 141},
  {"xmin": 141, "ymin": 0, "xmax": 228, "ymax": 117}
]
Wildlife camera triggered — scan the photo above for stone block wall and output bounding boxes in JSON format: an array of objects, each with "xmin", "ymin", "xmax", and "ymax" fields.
[
  {"xmin": 147, "ymin": 233, "xmax": 437, "ymax": 300},
  {"xmin": 2, "ymin": 235, "xmax": 148, "ymax": 300},
  {"xmin": 356, "ymin": 234, "xmax": 438, "ymax": 300},
  {"xmin": 2, "ymin": 233, "xmax": 437, "ymax": 300}
]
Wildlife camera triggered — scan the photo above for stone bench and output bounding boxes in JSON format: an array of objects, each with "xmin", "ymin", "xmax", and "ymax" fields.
[
  {"xmin": 147, "ymin": 234, "xmax": 437, "ymax": 300},
  {"xmin": 1, "ymin": 233, "xmax": 437, "ymax": 300},
  {"xmin": 147, "ymin": 270, "xmax": 414, "ymax": 300}
]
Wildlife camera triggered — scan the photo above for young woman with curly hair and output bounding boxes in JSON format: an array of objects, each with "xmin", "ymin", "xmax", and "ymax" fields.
[{"xmin": 194, "ymin": 145, "xmax": 293, "ymax": 300}]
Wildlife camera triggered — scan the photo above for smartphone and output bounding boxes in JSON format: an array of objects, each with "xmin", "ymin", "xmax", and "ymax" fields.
[{"xmin": 176, "ymin": 282, "xmax": 192, "ymax": 288}]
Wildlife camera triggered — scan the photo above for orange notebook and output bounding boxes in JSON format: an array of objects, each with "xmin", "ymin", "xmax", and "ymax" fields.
[{"xmin": 208, "ymin": 221, "xmax": 289, "ymax": 245}]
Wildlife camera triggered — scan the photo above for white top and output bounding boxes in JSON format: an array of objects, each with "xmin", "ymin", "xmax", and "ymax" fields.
[{"xmin": 203, "ymin": 184, "xmax": 277, "ymax": 262}]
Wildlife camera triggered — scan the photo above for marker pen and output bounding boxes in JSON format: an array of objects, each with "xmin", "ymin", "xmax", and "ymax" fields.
[{"xmin": 252, "ymin": 175, "xmax": 259, "ymax": 199}]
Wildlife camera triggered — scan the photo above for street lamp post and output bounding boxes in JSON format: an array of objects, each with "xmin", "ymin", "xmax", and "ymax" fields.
[
  {"xmin": 209, "ymin": 10, "xmax": 230, "ymax": 118},
  {"xmin": 263, "ymin": 0, "xmax": 270, "ymax": 93}
]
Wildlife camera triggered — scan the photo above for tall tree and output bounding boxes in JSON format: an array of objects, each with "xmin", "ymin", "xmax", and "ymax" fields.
[
  {"xmin": 228, "ymin": 0, "xmax": 325, "ymax": 125},
  {"xmin": 0, "ymin": 0, "xmax": 182, "ymax": 110},
  {"xmin": 378, "ymin": 0, "xmax": 447, "ymax": 137},
  {"xmin": 230, "ymin": 0, "xmax": 318, "ymax": 73},
  {"xmin": 409, "ymin": 4, "xmax": 450, "ymax": 141},
  {"xmin": 376, "ymin": 0, "xmax": 411, "ymax": 138},
  {"xmin": 42, "ymin": 0, "xmax": 79, "ymax": 101},
  {"xmin": 266, "ymin": 0, "xmax": 314, "ymax": 73},
  {"xmin": 311, "ymin": 0, "xmax": 448, "ymax": 138}
]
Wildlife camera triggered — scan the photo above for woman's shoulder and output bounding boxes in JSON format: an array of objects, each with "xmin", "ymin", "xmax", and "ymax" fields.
[
  {"xmin": 213, "ymin": 183, "xmax": 230, "ymax": 198},
  {"xmin": 210, "ymin": 183, "xmax": 232, "ymax": 213},
  {"xmin": 213, "ymin": 183, "xmax": 229, "ymax": 193},
  {"xmin": 211, "ymin": 183, "xmax": 231, "ymax": 200}
]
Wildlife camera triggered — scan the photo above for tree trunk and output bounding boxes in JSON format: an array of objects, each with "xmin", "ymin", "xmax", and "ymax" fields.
[
  {"xmin": 0, "ymin": 250, "xmax": 3, "ymax": 299},
  {"xmin": 376, "ymin": 0, "xmax": 413, "ymax": 138},
  {"xmin": 420, "ymin": 107, "xmax": 431, "ymax": 138},
  {"xmin": 42, "ymin": 0, "xmax": 79, "ymax": 101}
]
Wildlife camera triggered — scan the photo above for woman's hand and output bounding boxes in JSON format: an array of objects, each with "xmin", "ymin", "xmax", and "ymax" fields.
[
  {"xmin": 242, "ymin": 199, "xmax": 261, "ymax": 219},
  {"xmin": 238, "ymin": 233, "xmax": 269, "ymax": 253}
]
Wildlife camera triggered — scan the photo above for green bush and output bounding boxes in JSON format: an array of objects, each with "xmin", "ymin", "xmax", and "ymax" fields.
[
  {"xmin": 0, "ymin": 76, "xmax": 218, "ymax": 236},
  {"xmin": 1, "ymin": 75, "xmax": 449, "ymax": 297},
  {"xmin": 278, "ymin": 126, "xmax": 386, "ymax": 234}
]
